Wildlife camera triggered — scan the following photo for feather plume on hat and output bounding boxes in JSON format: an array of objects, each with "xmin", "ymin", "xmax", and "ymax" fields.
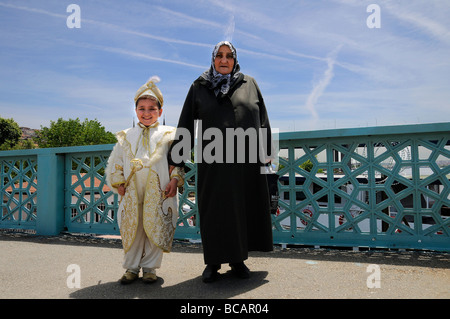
[{"xmin": 134, "ymin": 75, "xmax": 163, "ymax": 107}]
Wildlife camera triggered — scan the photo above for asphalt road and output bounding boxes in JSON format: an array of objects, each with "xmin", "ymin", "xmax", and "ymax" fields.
[{"xmin": 1, "ymin": 231, "xmax": 448, "ymax": 301}]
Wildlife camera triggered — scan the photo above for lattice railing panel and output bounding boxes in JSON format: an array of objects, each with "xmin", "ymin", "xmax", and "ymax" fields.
[
  {"xmin": 1, "ymin": 156, "xmax": 38, "ymax": 229},
  {"xmin": 65, "ymin": 152, "xmax": 119, "ymax": 234},
  {"xmin": 174, "ymin": 161, "xmax": 200, "ymax": 239},
  {"xmin": 273, "ymin": 132, "xmax": 449, "ymax": 250}
]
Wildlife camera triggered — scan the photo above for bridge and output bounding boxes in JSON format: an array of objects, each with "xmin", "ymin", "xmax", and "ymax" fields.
[{"xmin": 1, "ymin": 122, "xmax": 449, "ymax": 252}]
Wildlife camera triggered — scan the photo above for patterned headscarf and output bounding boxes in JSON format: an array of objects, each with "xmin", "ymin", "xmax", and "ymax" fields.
[{"xmin": 200, "ymin": 41, "xmax": 242, "ymax": 96}]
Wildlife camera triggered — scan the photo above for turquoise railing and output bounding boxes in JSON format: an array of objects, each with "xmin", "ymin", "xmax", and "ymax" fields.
[
  {"xmin": 274, "ymin": 123, "xmax": 449, "ymax": 251},
  {"xmin": 1, "ymin": 123, "xmax": 449, "ymax": 251}
]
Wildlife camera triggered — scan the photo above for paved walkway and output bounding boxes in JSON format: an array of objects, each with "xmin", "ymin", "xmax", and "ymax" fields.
[{"xmin": 0, "ymin": 231, "xmax": 449, "ymax": 300}]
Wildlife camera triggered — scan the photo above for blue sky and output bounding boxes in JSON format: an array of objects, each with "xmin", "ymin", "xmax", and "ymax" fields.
[{"xmin": 0, "ymin": 0, "xmax": 449, "ymax": 133}]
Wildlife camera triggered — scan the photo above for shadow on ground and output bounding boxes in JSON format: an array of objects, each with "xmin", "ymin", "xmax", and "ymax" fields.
[{"xmin": 69, "ymin": 271, "xmax": 269, "ymax": 299}]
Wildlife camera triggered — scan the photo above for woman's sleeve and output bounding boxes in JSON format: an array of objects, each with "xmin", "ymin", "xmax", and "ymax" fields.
[
  {"xmin": 169, "ymin": 84, "xmax": 196, "ymax": 167},
  {"xmin": 254, "ymin": 79, "xmax": 275, "ymax": 161}
]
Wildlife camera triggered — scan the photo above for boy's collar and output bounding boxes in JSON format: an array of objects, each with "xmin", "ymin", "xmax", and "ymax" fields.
[{"xmin": 138, "ymin": 121, "xmax": 159, "ymax": 129}]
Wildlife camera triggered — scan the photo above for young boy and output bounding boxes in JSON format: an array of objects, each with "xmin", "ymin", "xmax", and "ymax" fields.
[{"xmin": 106, "ymin": 76, "xmax": 183, "ymax": 284}]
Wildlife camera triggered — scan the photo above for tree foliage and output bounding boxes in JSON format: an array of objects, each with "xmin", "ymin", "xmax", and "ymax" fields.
[
  {"xmin": 35, "ymin": 118, "xmax": 117, "ymax": 148},
  {"xmin": 0, "ymin": 117, "xmax": 22, "ymax": 150}
]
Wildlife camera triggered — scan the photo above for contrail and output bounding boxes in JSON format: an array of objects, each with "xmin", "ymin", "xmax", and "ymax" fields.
[
  {"xmin": 225, "ymin": 15, "xmax": 235, "ymax": 42},
  {"xmin": 58, "ymin": 39, "xmax": 206, "ymax": 69},
  {"xmin": 0, "ymin": 2, "xmax": 211, "ymax": 49},
  {"xmin": 304, "ymin": 45, "xmax": 342, "ymax": 124}
]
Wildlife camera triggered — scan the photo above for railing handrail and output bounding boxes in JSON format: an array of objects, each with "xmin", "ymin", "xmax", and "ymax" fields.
[
  {"xmin": 0, "ymin": 144, "xmax": 115, "ymax": 157},
  {"xmin": 279, "ymin": 122, "xmax": 450, "ymax": 141}
]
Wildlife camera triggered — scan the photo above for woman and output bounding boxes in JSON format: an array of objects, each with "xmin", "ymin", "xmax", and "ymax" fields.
[{"xmin": 171, "ymin": 41, "xmax": 273, "ymax": 283}]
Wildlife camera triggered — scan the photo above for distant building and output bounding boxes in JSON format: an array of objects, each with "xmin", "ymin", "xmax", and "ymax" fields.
[{"xmin": 20, "ymin": 127, "xmax": 38, "ymax": 140}]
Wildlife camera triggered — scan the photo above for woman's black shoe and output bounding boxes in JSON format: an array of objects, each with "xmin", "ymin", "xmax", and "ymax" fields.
[
  {"xmin": 202, "ymin": 264, "xmax": 220, "ymax": 283},
  {"xmin": 230, "ymin": 262, "xmax": 250, "ymax": 279}
]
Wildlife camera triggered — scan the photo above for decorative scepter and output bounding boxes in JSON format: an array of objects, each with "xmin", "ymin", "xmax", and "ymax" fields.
[{"xmin": 119, "ymin": 158, "xmax": 143, "ymax": 204}]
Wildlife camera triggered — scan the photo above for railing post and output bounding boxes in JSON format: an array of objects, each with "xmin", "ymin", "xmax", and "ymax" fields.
[{"xmin": 36, "ymin": 151, "xmax": 65, "ymax": 235}]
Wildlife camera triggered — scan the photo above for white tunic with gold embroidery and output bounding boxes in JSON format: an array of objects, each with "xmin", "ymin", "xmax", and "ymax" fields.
[{"xmin": 106, "ymin": 123, "xmax": 183, "ymax": 253}]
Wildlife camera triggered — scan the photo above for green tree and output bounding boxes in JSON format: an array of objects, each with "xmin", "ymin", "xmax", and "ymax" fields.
[
  {"xmin": 300, "ymin": 159, "xmax": 314, "ymax": 172},
  {"xmin": 0, "ymin": 117, "xmax": 22, "ymax": 150},
  {"xmin": 16, "ymin": 139, "xmax": 36, "ymax": 150},
  {"xmin": 81, "ymin": 118, "xmax": 117, "ymax": 145},
  {"xmin": 35, "ymin": 118, "xmax": 116, "ymax": 148}
]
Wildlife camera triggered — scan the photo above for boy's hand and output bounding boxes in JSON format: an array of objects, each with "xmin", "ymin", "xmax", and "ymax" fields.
[
  {"xmin": 165, "ymin": 178, "xmax": 178, "ymax": 198},
  {"xmin": 118, "ymin": 184, "xmax": 126, "ymax": 196}
]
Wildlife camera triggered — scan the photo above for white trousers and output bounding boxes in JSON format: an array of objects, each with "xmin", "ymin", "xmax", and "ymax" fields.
[{"xmin": 122, "ymin": 206, "xmax": 163, "ymax": 274}]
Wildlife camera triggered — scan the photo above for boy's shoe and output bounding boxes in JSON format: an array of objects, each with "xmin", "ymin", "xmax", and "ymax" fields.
[
  {"xmin": 119, "ymin": 270, "xmax": 138, "ymax": 284},
  {"xmin": 142, "ymin": 272, "xmax": 157, "ymax": 284}
]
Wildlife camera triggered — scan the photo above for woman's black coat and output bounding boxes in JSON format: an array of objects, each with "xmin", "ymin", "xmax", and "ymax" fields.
[{"xmin": 171, "ymin": 73, "xmax": 274, "ymax": 265}]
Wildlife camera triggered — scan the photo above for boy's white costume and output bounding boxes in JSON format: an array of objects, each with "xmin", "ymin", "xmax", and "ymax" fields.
[{"xmin": 105, "ymin": 78, "xmax": 183, "ymax": 273}]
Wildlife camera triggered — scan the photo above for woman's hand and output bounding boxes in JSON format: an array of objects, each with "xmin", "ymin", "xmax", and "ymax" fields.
[
  {"xmin": 118, "ymin": 184, "xmax": 126, "ymax": 196},
  {"xmin": 165, "ymin": 178, "xmax": 178, "ymax": 198}
]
